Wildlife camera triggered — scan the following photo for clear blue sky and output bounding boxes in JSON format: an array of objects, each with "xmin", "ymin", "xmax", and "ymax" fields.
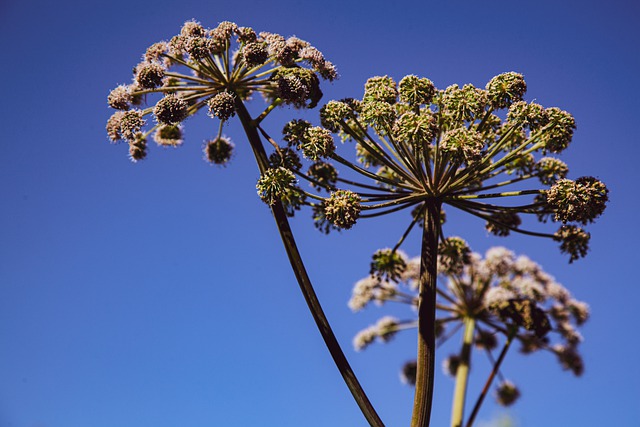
[{"xmin": 1, "ymin": 0, "xmax": 638, "ymax": 426}]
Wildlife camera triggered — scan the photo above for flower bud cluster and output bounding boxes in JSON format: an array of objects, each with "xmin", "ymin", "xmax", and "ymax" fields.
[{"xmin": 350, "ymin": 245, "xmax": 590, "ymax": 401}]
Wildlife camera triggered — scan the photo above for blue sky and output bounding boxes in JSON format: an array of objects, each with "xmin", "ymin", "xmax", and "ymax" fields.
[{"xmin": 1, "ymin": 0, "xmax": 638, "ymax": 426}]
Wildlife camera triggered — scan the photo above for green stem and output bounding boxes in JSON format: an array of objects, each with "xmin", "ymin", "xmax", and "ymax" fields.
[
  {"xmin": 233, "ymin": 99, "xmax": 384, "ymax": 427},
  {"xmin": 450, "ymin": 317, "xmax": 476, "ymax": 427},
  {"xmin": 411, "ymin": 200, "xmax": 442, "ymax": 427},
  {"xmin": 465, "ymin": 327, "xmax": 517, "ymax": 427}
]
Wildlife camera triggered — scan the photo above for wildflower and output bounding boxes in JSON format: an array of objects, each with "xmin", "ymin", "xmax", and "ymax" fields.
[
  {"xmin": 154, "ymin": 124, "xmax": 183, "ymax": 147},
  {"xmin": 154, "ymin": 94, "xmax": 189, "ymax": 125},
  {"xmin": 324, "ymin": 190, "xmax": 361, "ymax": 229},
  {"xmin": 207, "ymin": 92, "xmax": 236, "ymax": 122}
]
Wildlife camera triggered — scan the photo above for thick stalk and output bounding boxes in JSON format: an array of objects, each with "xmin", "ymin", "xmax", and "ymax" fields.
[
  {"xmin": 234, "ymin": 99, "xmax": 384, "ymax": 427},
  {"xmin": 450, "ymin": 317, "xmax": 476, "ymax": 427},
  {"xmin": 411, "ymin": 200, "xmax": 442, "ymax": 427}
]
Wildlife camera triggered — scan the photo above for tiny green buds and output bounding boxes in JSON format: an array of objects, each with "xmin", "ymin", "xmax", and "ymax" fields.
[
  {"xmin": 324, "ymin": 190, "xmax": 361, "ymax": 229},
  {"xmin": 256, "ymin": 167, "xmax": 298, "ymax": 206},
  {"xmin": 440, "ymin": 128, "xmax": 484, "ymax": 164},
  {"xmin": 398, "ymin": 75, "xmax": 436, "ymax": 106},
  {"xmin": 535, "ymin": 157, "xmax": 569, "ymax": 185},
  {"xmin": 547, "ymin": 177, "xmax": 609, "ymax": 224},
  {"xmin": 299, "ymin": 126, "xmax": 335, "ymax": 160},
  {"xmin": 320, "ymin": 100, "xmax": 351, "ymax": 132},
  {"xmin": 364, "ymin": 76, "xmax": 398, "ymax": 104},
  {"xmin": 486, "ymin": 72, "xmax": 527, "ymax": 109}
]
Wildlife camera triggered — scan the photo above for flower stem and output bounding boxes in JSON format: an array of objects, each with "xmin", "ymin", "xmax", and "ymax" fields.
[
  {"xmin": 411, "ymin": 200, "xmax": 442, "ymax": 427},
  {"xmin": 450, "ymin": 317, "xmax": 476, "ymax": 427},
  {"xmin": 465, "ymin": 327, "xmax": 517, "ymax": 427},
  {"xmin": 233, "ymin": 98, "xmax": 384, "ymax": 427}
]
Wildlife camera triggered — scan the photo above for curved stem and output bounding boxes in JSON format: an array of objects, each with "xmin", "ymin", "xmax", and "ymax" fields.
[
  {"xmin": 450, "ymin": 317, "xmax": 476, "ymax": 427},
  {"xmin": 233, "ymin": 99, "xmax": 384, "ymax": 427},
  {"xmin": 411, "ymin": 200, "xmax": 442, "ymax": 427}
]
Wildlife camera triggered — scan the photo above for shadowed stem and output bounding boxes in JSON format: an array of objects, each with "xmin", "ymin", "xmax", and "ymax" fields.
[
  {"xmin": 411, "ymin": 200, "xmax": 442, "ymax": 427},
  {"xmin": 234, "ymin": 98, "xmax": 385, "ymax": 427},
  {"xmin": 450, "ymin": 317, "xmax": 476, "ymax": 427},
  {"xmin": 465, "ymin": 326, "xmax": 517, "ymax": 427}
]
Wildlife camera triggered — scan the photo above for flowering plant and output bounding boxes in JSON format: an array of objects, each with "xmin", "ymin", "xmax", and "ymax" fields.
[
  {"xmin": 263, "ymin": 72, "xmax": 608, "ymax": 425},
  {"xmin": 351, "ymin": 246, "xmax": 588, "ymax": 426}
]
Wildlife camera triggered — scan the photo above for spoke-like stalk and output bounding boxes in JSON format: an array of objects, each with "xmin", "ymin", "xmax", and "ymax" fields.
[
  {"xmin": 411, "ymin": 200, "xmax": 442, "ymax": 427},
  {"xmin": 465, "ymin": 327, "xmax": 517, "ymax": 427},
  {"xmin": 450, "ymin": 317, "xmax": 476, "ymax": 427},
  {"xmin": 233, "ymin": 98, "xmax": 384, "ymax": 427}
]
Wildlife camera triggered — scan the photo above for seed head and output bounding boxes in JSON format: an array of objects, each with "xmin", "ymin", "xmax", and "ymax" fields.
[
  {"xmin": 398, "ymin": 75, "xmax": 436, "ymax": 106},
  {"xmin": 401, "ymin": 361, "xmax": 417, "ymax": 386},
  {"xmin": 441, "ymin": 84, "xmax": 488, "ymax": 123},
  {"xmin": 553, "ymin": 344, "xmax": 584, "ymax": 376},
  {"xmin": 443, "ymin": 354, "xmax": 461, "ymax": 376},
  {"xmin": 542, "ymin": 107, "xmax": 576, "ymax": 153},
  {"xmin": 485, "ymin": 211, "xmax": 522, "ymax": 237},
  {"xmin": 363, "ymin": 76, "xmax": 398, "ymax": 104},
  {"xmin": 207, "ymin": 91, "xmax": 236, "ymax": 122},
  {"xmin": 269, "ymin": 147, "xmax": 302, "ymax": 171},
  {"xmin": 486, "ymin": 72, "xmax": 527, "ymax": 109},
  {"xmin": 107, "ymin": 85, "xmax": 133, "ymax": 110},
  {"xmin": 106, "ymin": 111, "xmax": 125, "ymax": 143},
  {"xmin": 554, "ymin": 225, "xmax": 590, "ymax": 262},
  {"xmin": 180, "ymin": 20, "xmax": 206, "ymax": 38},
  {"xmin": 283, "ymin": 119, "xmax": 312, "ymax": 146},
  {"xmin": 393, "ymin": 111, "xmax": 438, "ymax": 147},
  {"xmin": 546, "ymin": 177, "xmax": 609, "ymax": 224},
  {"xmin": 353, "ymin": 327, "xmax": 377, "ymax": 351},
  {"xmin": 438, "ymin": 237, "xmax": 471, "ymax": 274},
  {"xmin": 241, "ymin": 41, "xmax": 268, "ymax": 67},
  {"xmin": 320, "ymin": 100, "xmax": 352, "ymax": 132},
  {"xmin": 204, "ymin": 137, "xmax": 234, "ymax": 165},
  {"xmin": 440, "ymin": 127, "xmax": 484, "ymax": 165},
  {"xmin": 134, "ymin": 62, "xmax": 165, "ymax": 89},
  {"xmin": 535, "ymin": 157, "xmax": 569, "ymax": 185},
  {"xmin": 153, "ymin": 94, "xmax": 189, "ymax": 125},
  {"xmin": 128, "ymin": 134, "xmax": 147, "ymax": 162},
  {"xmin": 370, "ymin": 249, "xmax": 408, "ymax": 282},
  {"xmin": 119, "ymin": 109, "xmax": 145, "ymax": 141},
  {"xmin": 256, "ymin": 167, "xmax": 297, "ymax": 205},
  {"xmin": 496, "ymin": 380, "xmax": 520, "ymax": 406},
  {"xmin": 153, "ymin": 124, "xmax": 183, "ymax": 147},
  {"xmin": 307, "ymin": 161, "xmax": 338, "ymax": 191},
  {"xmin": 324, "ymin": 190, "xmax": 361, "ymax": 230},
  {"xmin": 300, "ymin": 126, "xmax": 335, "ymax": 160},
  {"xmin": 235, "ymin": 26, "xmax": 257, "ymax": 44},
  {"xmin": 507, "ymin": 101, "xmax": 548, "ymax": 131}
]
